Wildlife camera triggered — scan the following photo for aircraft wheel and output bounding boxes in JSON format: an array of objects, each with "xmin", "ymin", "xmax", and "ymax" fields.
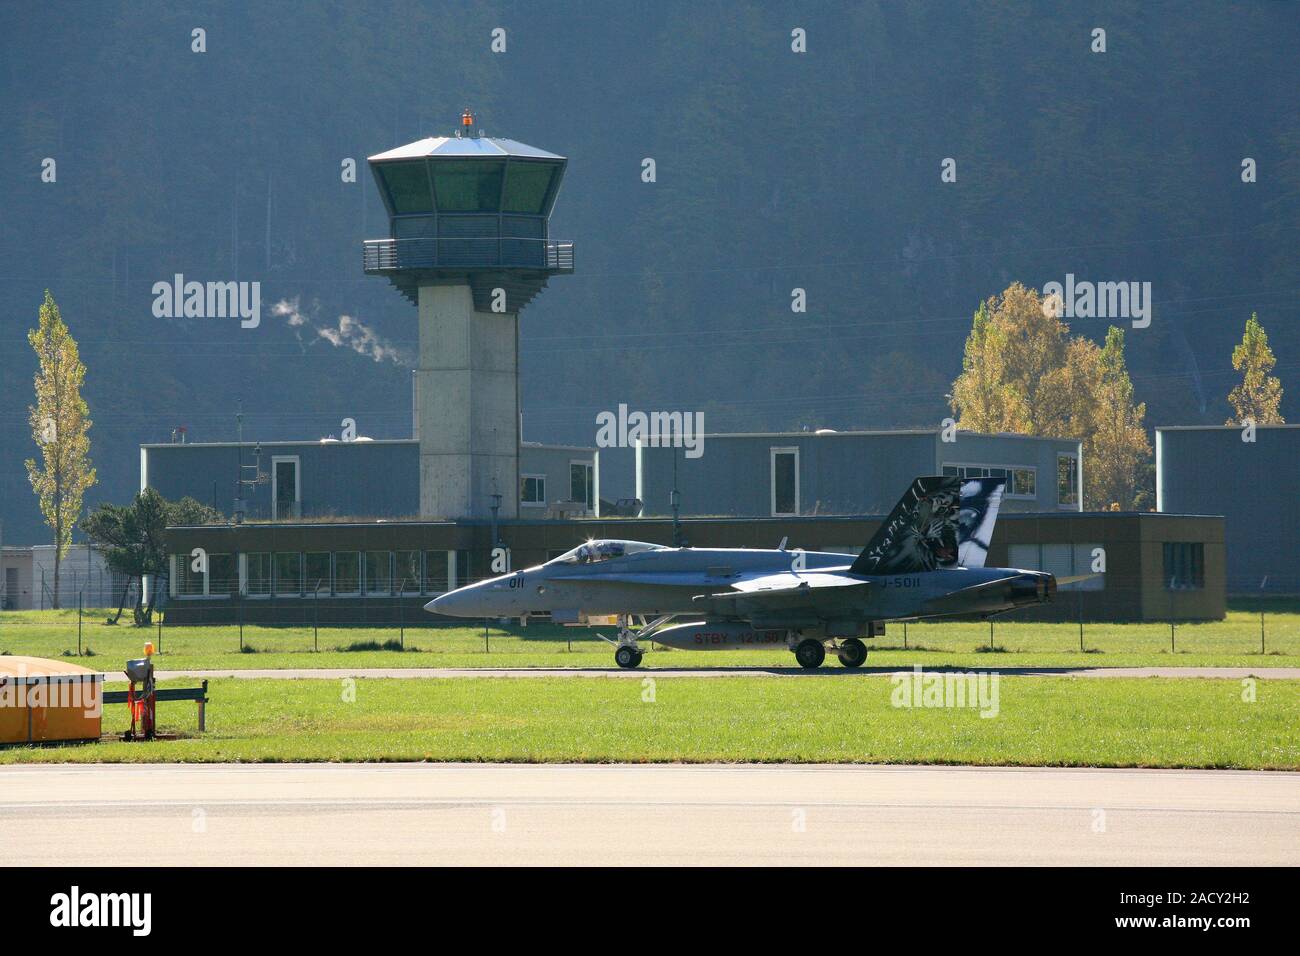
[
  {"xmin": 615, "ymin": 645, "xmax": 640, "ymax": 669},
  {"xmin": 837, "ymin": 638, "xmax": 867, "ymax": 668},
  {"xmin": 631, "ymin": 650, "xmax": 644, "ymax": 667},
  {"xmin": 794, "ymin": 638, "xmax": 826, "ymax": 670}
]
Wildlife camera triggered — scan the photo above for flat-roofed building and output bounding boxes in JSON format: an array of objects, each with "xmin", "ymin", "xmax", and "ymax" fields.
[
  {"xmin": 1156, "ymin": 424, "xmax": 1299, "ymax": 593},
  {"xmin": 636, "ymin": 429, "xmax": 1083, "ymax": 518}
]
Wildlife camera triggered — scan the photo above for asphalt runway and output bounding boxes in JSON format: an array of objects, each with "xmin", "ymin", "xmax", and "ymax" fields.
[
  {"xmin": 1, "ymin": 763, "xmax": 1295, "ymax": 866},
  {"xmin": 100, "ymin": 665, "xmax": 1300, "ymax": 681}
]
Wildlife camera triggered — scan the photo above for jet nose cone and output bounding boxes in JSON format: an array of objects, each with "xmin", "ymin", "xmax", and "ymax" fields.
[{"xmin": 427, "ymin": 588, "xmax": 475, "ymax": 617}]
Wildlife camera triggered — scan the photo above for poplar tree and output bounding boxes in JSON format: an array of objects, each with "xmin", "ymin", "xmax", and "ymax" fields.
[
  {"xmin": 25, "ymin": 291, "xmax": 96, "ymax": 609},
  {"xmin": 1226, "ymin": 313, "xmax": 1285, "ymax": 425}
]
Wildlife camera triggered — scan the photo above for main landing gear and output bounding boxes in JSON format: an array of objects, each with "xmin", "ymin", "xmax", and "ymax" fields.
[
  {"xmin": 837, "ymin": 637, "xmax": 867, "ymax": 668},
  {"xmin": 794, "ymin": 638, "xmax": 826, "ymax": 669},
  {"xmin": 792, "ymin": 635, "xmax": 868, "ymax": 669}
]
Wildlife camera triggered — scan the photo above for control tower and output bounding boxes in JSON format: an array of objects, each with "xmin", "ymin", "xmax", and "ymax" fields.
[{"xmin": 363, "ymin": 111, "xmax": 573, "ymax": 519}]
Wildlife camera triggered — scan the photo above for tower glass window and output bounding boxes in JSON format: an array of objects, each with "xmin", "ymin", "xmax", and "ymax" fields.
[
  {"xmin": 502, "ymin": 162, "xmax": 557, "ymax": 214},
  {"xmin": 378, "ymin": 162, "xmax": 433, "ymax": 214},
  {"xmin": 431, "ymin": 161, "xmax": 505, "ymax": 212}
]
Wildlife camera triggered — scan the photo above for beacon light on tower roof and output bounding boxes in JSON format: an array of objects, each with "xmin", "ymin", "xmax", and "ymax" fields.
[{"xmin": 362, "ymin": 113, "xmax": 574, "ymax": 522}]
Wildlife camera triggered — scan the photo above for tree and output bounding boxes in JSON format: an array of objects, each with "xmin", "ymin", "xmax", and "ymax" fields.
[
  {"xmin": 82, "ymin": 488, "xmax": 223, "ymax": 625},
  {"xmin": 950, "ymin": 283, "xmax": 1153, "ymax": 509},
  {"xmin": 950, "ymin": 282, "xmax": 1071, "ymax": 435},
  {"xmin": 1226, "ymin": 313, "xmax": 1285, "ymax": 425},
  {"xmin": 25, "ymin": 291, "xmax": 96, "ymax": 609},
  {"xmin": 1089, "ymin": 327, "xmax": 1152, "ymax": 509}
]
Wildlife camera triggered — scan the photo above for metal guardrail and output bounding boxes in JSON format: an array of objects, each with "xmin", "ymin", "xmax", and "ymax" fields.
[{"xmin": 363, "ymin": 237, "xmax": 574, "ymax": 272}]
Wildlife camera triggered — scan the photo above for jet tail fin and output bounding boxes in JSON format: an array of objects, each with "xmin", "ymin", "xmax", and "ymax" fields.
[{"xmin": 850, "ymin": 476, "xmax": 1005, "ymax": 575}]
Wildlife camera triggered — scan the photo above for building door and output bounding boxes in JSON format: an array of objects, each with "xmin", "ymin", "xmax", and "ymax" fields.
[
  {"xmin": 570, "ymin": 461, "xmax": 593, "ymax": 509},
  {"xmin": 273, "ymin": 456, "xmax": 300, "ymax": 520},
  {"xmin": 3, "ymin": 568, "xmax": 17, "ymax": 610}
]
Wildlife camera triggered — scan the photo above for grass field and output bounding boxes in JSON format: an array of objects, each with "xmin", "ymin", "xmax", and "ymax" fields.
[
  {"xmin": 2, "ymin": 675, "xmax": 1295, "ymax": 769},
  {"xmin": 1, "ymin": 606, "xmax": 1297, "ymax": 670}
]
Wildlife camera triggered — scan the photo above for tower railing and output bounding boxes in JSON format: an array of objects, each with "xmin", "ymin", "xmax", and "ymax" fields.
[{"xmin": 363, "ymin": 238, "xmax": 574, "ymax": 273}]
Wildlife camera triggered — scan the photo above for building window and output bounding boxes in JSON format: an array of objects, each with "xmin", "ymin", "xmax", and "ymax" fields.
[
  {"xmin": 304, "ymin": 552, "xmax": 331, "ymax": 595},
  {"xmin": 274, "ymin": 552, "xmax": 302, "ymax": 596},
  {"xmin": 521, "ymin": 474, "xmax": 546, "ymax": 507},
  {"xmin": 176, "ymin": 554, "xmax": 205, "ymax": 596},
  {"xmin": 1163, "ymin": 543, "xmax": 1204, "ymax": 590},
  {"xmin": 334, "ymin": 552, "xmax": 361, "ymax": 595},
  {"xmin": 942, "ymin": 464, "xmax": 1036, "ymax": 498},
  {"xmin": 455, "ymin": 550, "xmax": 476, "ymax": 587},
  {"xmin": 246, "ymin": 552, "xmax": 272, "ymax": 596},
  {"xmin": 570, "ymin": 461, "xmax": 594, "ymax": 508},
  {"xmin": 272, "ymin": 456, "xmax": 301, "ymax": 520},
  {"xmin": 423, "ymin": 550, "xmax": 449, "ymax": 594},
  {"xmin": 1057, "ymin": 454, "xmax": 1079, "ymax": 508},
  {"xmin": 395, "ymin": 551, "xmax": 422, "ymax": 593},
  {"xmin": 771, "ymin": 447, "xmax": 799, "ymax": 517},
  {"xmin": 365, "ymin": 551, "xmax": 392, "ymax": 595},
  {"xmin": 209, "ymin": 553, "xmax": 237, "ymax": 596},
  {"xmin": 1008, "ymin": 542, "xmax": 1105, "ymax": 590}
]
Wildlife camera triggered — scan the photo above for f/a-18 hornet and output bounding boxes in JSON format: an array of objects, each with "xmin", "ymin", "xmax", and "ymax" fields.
[{"xmin": 429, "ymin": 476, "xmax": 1077, "ymax": 669}]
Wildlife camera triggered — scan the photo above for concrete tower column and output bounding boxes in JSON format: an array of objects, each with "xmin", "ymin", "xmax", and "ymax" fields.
[{"xmin": 415, "ymin": 283, "xmax": 519, "ymax": 519}]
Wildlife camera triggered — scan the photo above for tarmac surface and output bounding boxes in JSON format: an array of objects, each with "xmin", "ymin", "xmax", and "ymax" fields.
[
  {"xmin": 1, "ymin": 763, "xmax": 1296, "ymax": 866},
  {"xmin": 99, "ymin": 665, "xmax": 1300, "ymax": 681}
]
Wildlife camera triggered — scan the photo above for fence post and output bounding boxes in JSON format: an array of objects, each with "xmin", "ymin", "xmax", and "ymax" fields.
[
  {"xmin": 157, "ymin": 609, "xmax": 163, "ymax": 654},
  {"xmin": 1170, "ymin": 621, "xmax": 1175, "ymax": 653},
  {"xmin": 238, "ymin": 592, "xmax": 244, "ymax": 652},
  {"xmin": 398, "ymin": 577, "xmax": 406, "ymax": 650},
  {"xmin": 1260, "ymin": 608, "xmax": 1265, "ymax": 655},
  {"xmin": 988, "ymin": 620, "xmax": 994, "ymax": 652},
  {"xmin": 314, "ymin": 580, "xmax": 320, "ymax": 653},
  {"xmin": 78, "ymin": 592, "xmax": 83, "ymax": 657},
  {"xmin": 1078, "ymin": 590, "xmax": 1084, "ymax": 653},
  {"xmin": 484, "ymin": 619, "xmax": 489, "ymax": 654},
  {"xmin": 903, "ymin": 621, "xmax": 908, "ymax": 649}
]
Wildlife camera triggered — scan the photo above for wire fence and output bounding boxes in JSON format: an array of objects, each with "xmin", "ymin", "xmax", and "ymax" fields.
[{"xmin": 1, "ymin": 596, "xmax": 1297, "ymax": 661}]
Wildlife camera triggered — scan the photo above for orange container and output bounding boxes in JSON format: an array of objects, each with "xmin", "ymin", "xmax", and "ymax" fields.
[{"xmin": 0, "ymin": 657, "xmax": 103, "ymax": 745}]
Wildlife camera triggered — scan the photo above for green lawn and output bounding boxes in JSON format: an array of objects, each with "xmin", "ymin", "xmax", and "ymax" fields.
[
  {"xmin": 1, "ymin": 607, "xmax": 1296, "ymax": 670},
  {"xmin": 2, "ymin": 675, "xmax": 1295, "ymax": 769}
]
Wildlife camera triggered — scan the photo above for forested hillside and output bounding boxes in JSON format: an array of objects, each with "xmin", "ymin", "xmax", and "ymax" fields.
[{"xmin": 1, "ymin": 1, "xmax": 1296, "ymax": 542}]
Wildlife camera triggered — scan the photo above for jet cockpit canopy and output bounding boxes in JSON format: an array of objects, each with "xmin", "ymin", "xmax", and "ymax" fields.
[{"xmin": 548, "ymin": 539, "xmax": 666, "ymax": 566}]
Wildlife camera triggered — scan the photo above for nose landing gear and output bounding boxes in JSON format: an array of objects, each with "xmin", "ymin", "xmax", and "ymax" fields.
[{"xmin": 614, "ymin": 645, "xmax": 644, "ymax": 669}]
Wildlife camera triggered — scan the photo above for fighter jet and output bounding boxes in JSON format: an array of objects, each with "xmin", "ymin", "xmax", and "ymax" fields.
[{"xmin": 428, "ymin": 476, "xmax": 1072, "ymax": 669}]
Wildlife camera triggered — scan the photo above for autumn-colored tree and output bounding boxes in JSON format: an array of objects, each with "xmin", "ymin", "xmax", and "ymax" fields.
[
  {"xmin": 950, "ymin": 283, "xmax": 1152, "ymax": 509},
  {"xmin": 950, "ymin": 282, "xmax": 1069, "ymax": 434},
  {"xmin": 1089, "ymin": 327, "xmax": 1151, "ymax": 509},
  {"xmin": 25, "ymin": 291, "xmax": 96, "ymax": 609},
  {"xmin": 1226, "ymin": 313, "xmax": 1285, "ymax": 425}
]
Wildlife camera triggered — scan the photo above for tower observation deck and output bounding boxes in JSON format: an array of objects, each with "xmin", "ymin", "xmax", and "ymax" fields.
[
  {"xmin": 363, "ymin": 112, "xmax": 574, "ymax": 520},
  {"xmin": 363, "ymin": 111, "xmax": 573, "ymax": 309}
]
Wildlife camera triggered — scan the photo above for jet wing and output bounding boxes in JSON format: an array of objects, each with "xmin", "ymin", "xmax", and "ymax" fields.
[{"xmin": 694, "ymin": 572, "xmax": 871, "ymax": 615}]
